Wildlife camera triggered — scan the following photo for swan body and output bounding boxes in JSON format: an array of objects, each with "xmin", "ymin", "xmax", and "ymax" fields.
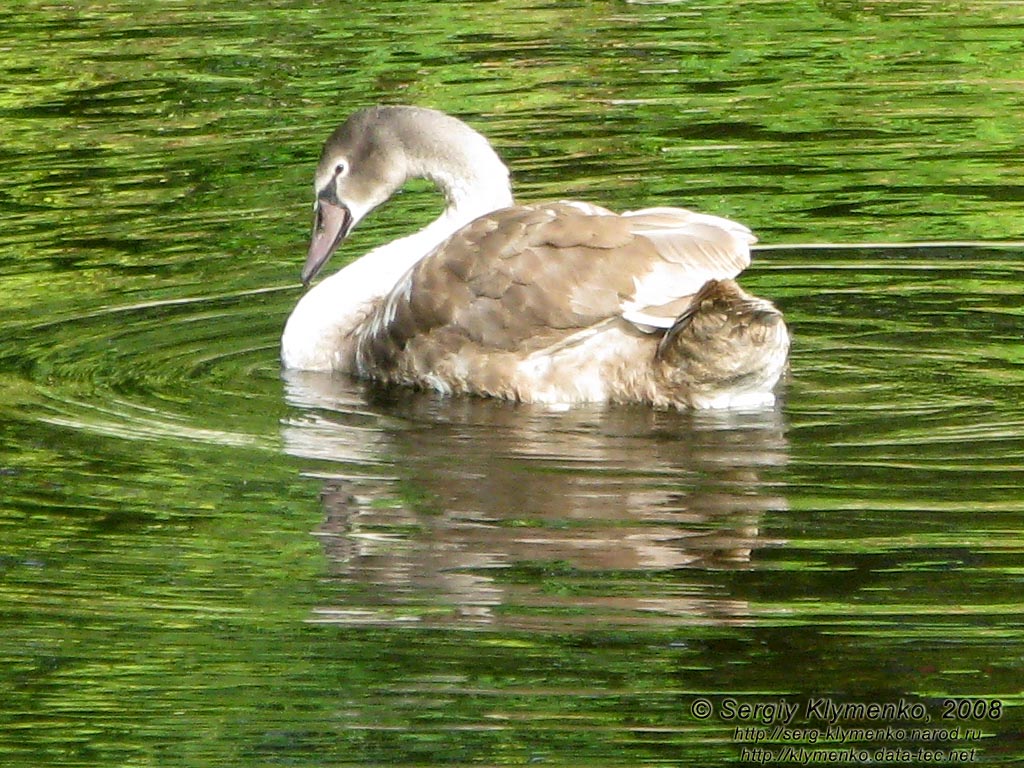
[{"xmin": 281, "ymin": 106, "xmax": 789, "ymax": 409}]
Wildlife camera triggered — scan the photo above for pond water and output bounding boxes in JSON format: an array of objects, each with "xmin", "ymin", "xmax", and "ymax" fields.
[{"xmin": 1, "ymin": 1, "xmax": 1023, "ymax": 766}]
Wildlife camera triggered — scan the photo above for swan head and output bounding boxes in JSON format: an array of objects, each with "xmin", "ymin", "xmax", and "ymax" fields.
[
  {"xmin": 301, "ymin": 106, "xmax": 513, "ymax": 286},
  {"xmin": 302, "ymin": 109, "xmax": 412, "ymax": 285}
]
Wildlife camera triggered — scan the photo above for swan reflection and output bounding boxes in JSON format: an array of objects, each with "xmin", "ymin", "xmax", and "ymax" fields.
[{"xmin": 282, "ymin": 371, "xmax": 789, "ymax": 629}]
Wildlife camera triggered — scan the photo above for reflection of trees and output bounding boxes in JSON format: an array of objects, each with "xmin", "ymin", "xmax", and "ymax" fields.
[{"xmin": 282, "ymin": 371, "xmax": 790, "ymax": 630}]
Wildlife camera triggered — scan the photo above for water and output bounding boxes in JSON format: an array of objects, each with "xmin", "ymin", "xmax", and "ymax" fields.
[{"xmin": 2, "ymin": 1, "xmax": 1023, "ymax": 765}]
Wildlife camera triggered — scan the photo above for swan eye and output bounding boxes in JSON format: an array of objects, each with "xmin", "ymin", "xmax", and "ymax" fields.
[{"xmin": 334, "ymin": 161, "xmax": 347, "ymax": 176}]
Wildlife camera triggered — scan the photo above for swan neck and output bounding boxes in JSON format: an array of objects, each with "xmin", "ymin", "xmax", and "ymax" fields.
[{"xmin": 406, "ymin": 123, "xmax": 513, "ymax": 224}]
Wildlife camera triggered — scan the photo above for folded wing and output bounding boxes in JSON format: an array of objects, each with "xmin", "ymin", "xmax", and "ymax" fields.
[{"xmin": 353, "ymin": 201, "xmax": 756, "ymax": 379}]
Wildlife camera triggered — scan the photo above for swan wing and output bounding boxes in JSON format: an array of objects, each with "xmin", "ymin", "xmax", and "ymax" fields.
[
  {"xmin": 619, "ymin": 206, "xmax": 754, "ymax": 330},
  {"xmin": 354, "ymin": 202, "xmax": 755, "ymax": 379}
]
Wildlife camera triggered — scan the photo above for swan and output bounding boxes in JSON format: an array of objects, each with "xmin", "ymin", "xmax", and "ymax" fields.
[{"xmin": 281, "ymin": 105, "xmax": 789, "ymax": 409}]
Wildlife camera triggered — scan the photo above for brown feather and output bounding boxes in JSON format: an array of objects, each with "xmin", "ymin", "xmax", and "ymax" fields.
[{"xmin": 351, "ymin": 199, "xmax": 780, "ymax": 407}]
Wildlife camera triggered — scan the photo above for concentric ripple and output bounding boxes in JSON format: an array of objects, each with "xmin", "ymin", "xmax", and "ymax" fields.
[
  {"xmin": 4, "ymin": 244, "xmax": 1021, "ymax": 499},
  {"xmin": 2, "ymin": 285, "xmax": 294, "ymax": 451}
]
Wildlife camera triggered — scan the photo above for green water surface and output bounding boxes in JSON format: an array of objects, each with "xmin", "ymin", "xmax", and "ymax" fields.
[{"xmin": 1, "ymin": 1, "xmax": 1023, "ymax": 766}]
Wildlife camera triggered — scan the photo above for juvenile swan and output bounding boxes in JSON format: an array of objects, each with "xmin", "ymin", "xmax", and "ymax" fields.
[{"xmin": 281, "ymin": 106, "xmax": 789, "ymax": 409}]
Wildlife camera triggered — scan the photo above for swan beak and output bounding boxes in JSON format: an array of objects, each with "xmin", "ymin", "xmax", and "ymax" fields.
[{"xmin": 302, "ymin": 196, "xmax": 353, "ymax": 287}]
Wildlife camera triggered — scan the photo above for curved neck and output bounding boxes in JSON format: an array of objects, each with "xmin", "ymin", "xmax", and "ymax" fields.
[
  {"xmin": 344, "ymin": 125, "xmax": 516, "ymax": 300},
  {"xmin": 383, "ymin": 133, "xmax": 514, "ymax": 271},
  {"xmin": 282, "ymin": 129, "xmax": 514, "ymax": 372},
  {"xmin": 410, "ymin": 137, "xmax": 514, "ymax": 229}
]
